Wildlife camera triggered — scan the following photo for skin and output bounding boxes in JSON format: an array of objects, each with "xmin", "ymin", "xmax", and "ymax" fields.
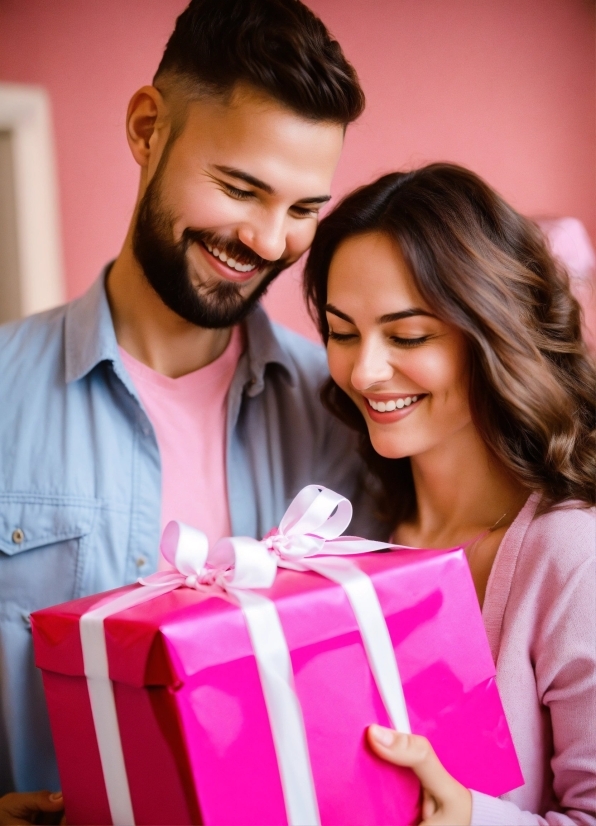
[
  {"xmin": 326, "ymin": 231, "xmax": 528, "ymax": 826},
  {"xmin": 0, "ymin": 791, "xmax": 64, "ymax": 825},
  {"xmin": 0, "ymin": 83, "xmax": 345, "ymax": 822},
  {"xmin": 107, "ymin": 82, "xmax": 344, "ymax": 377}
]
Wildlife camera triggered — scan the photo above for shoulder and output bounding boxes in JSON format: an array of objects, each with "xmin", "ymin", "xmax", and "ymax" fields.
[
  {"xmin": 484, "ymin": 497, "xmax": 595, "ymax": 656},
  {"xmin": 520, "ymin": 501, "xmax": 596, "ymax": 577},
  {"xmin": 506, "ymin": 500, "xmax": 596, "ymax": 637},
  {"xmin": 0, "ymin": 304, "xmax": 68, "ymax": 375},
  {"xmin": 270, "ymin": 321, "xmax": 328, "ymax": 383}
]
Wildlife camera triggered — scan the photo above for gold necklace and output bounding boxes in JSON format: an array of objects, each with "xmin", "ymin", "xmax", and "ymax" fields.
[{"xmin": 488, "ymin": 509, "xmax": 510, "ymax": 532}]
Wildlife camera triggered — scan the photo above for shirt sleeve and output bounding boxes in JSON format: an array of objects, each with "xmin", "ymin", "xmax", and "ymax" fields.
[{"xmin": 471, "ymin": 790, "xmax": 595, "ymax": 826}]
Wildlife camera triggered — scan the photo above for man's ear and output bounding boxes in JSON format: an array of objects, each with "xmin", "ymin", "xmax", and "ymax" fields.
[{"xmin": 126, "ymin": 86, "xmax": 168, "ymax": 169}]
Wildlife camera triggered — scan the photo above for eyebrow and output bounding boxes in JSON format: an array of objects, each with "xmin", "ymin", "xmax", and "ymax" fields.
[
  {"xmin": 325, "ymin": 304, "xmax": 436, "ymax": 324},
  {"xmin": 213, "ymin": 165, "xmax": 331, "ymax": 205}
]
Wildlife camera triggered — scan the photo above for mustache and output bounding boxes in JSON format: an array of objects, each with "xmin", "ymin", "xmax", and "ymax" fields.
[{"xmin": 182, "ymin": 229, "xmax": 287, "ymax": 272}]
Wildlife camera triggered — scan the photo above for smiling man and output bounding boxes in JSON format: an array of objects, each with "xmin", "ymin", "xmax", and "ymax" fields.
[{"xmin": 0, "ymin": 0, "xmax": 383, "ymax": 816}]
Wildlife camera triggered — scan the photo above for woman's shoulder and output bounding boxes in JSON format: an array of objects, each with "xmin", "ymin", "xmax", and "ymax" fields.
[{"xmin": 514, "ymin": 498, "xmax": 595, "ymax": 584}]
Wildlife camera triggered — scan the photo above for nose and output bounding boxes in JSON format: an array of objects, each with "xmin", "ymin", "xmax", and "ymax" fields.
[
  {"xmin": 350, "ymin": 336, "xmax": 394, "ymax": 392},
  {"xmin": 237, "ymin": 209, "xmax": 287, "ymax": 262}
]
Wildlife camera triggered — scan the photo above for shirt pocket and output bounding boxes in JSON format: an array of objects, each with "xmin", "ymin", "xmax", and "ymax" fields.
[{"xmin": 0, "ymin": 494, "xmax": 98, "ymax": 615}]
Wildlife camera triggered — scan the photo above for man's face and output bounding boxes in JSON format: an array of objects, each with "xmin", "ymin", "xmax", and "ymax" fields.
[{"xmin": 133, "ymin": 85, "xmax": 344, "ymax": 328}]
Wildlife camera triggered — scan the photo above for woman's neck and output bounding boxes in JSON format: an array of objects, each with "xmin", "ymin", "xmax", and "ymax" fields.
[{"xmin": 395, "ymin": 421, "xmax": 527, "ymax": 550}]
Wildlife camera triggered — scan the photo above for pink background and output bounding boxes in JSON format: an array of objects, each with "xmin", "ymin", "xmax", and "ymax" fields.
[{"xmin": 0, "ymin": 0, "xmax": 594, "ymax": 340}]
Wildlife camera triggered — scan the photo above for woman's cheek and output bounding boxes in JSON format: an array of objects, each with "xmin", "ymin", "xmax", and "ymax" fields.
[
  {"xmin": 327, "ymin": 340, "xmax": 349, "ymax": 390},
  {"xmin": 327, "ymin": 344, "xmax": 352, "ymax": 394}
]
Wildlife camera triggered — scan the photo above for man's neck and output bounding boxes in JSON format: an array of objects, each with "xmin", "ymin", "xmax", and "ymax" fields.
[{"xmin": 106, "ymin": 243, "xmax": 233, "ymax": 378}]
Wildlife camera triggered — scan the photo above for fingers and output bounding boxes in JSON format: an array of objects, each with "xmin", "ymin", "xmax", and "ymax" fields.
[
  {"xmin": 0, "ymin": 791, "xmax": 63, "ymax": 825},
  {"xmin": 368, "ymin": 725, "xmax": 455, "ymax": 799},
  {"xmin": 368, "ymin": 726, "xmax": 472, "ymax": 826}
]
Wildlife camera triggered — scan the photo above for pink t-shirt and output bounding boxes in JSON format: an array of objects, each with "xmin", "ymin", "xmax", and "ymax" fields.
[{"xmin": 119, "ymin": 328, "xmax": 243, "ymax": 567}]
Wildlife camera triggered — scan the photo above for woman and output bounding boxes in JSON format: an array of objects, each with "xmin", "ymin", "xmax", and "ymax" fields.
[{"xmin": 304, "ymin": 164, "xmax": 595, "ymax": 826}]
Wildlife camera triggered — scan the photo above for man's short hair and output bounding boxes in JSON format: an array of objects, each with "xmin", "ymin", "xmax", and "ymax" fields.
[{"xmin": 154, "ymin": 0, "xmax": 365, "ymax": 125}]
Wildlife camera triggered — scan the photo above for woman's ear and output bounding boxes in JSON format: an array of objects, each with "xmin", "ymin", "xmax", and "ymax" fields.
[{"xmin": 126, "ymin": 86, "xmax": 167, "ymax": 169}]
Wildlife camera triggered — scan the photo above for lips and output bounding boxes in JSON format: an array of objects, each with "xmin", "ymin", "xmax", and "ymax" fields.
[
  {"xmin": 363, "ymin": 394, "xmax": 427, "ymax": 424},
  {"xmin": 202, "ymin": 241, "xmax": 257, "ymax": 274},
  {"xmin": 192, "ymin": 241, "xmax": 264, "ymax": 284}
]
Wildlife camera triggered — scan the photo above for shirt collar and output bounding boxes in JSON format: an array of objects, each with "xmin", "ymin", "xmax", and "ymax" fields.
[
  {"xmin": 64, "ymin": 267, "xmax": 298, "ymax": 389},
  {"xmin": 65, "ymin": 266, "xmax": 119, "ymax": 384},
  {"xmin": 242, "ymin": 303, "xmax": 297, "ymax": 393}
]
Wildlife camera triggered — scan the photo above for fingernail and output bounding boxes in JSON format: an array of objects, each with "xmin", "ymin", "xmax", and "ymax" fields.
[
  {"xmin": 49, "ymin": 792, "xmax": 63, "ymax": 802},
  {"xmin": 370, "ymin": 724, "xmax": 394, "ymax": 746}
]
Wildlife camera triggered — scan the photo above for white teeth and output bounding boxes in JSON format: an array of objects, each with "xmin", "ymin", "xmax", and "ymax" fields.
[
  {"xmin": 203, "ymin": 242, "xmax": 258, "ymax": 274},
  {"xmin": 368, "ymin": 395, "xmax": 420, "ymax": 412}
]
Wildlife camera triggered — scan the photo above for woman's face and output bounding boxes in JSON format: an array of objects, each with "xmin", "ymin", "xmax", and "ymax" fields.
[{"xmin": 326, "ymin": 232, "xmax": 472, "ymax": 461}]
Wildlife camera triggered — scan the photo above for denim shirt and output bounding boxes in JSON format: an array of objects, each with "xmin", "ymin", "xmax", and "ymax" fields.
[{"xmin": 0, "ymin": 272, "xmax": 384, "ymax": 793}]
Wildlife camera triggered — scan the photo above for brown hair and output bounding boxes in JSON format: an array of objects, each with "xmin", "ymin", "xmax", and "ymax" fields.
[
  {"xmin": 304, "ymin": 164, "xmax": 596, "ymax": 526},
  {"xmin": 154, "ymin": 0, "xmax": 364, "ymax": 125}
]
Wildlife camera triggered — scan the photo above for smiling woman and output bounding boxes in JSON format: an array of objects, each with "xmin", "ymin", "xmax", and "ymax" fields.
[
  {"xmin": 304, "ymin": 163, "xmax": 596, "ymax": 826},
  {"xmin": 305, "ymin": 164, "xmax": 595, "ymax": 527}
]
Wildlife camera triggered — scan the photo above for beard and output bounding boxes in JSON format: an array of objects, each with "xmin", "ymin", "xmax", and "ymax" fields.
[{"xmin": 132, "ymin": 170, "xmax": 285, "ymax": 329}]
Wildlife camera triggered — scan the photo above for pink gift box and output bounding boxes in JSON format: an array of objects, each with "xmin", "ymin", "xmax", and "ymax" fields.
[{"xmin": 32, "ymin": 546, "xmax": 523, "ymax": 826}]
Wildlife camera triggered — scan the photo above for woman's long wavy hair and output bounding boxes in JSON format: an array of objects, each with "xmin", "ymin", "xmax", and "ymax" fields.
[{"xmin": 304, "ymin": 163, "xmax": 595, "ymax": 527}]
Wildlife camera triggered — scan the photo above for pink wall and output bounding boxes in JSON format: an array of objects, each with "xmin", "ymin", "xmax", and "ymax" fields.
[{"xmin": 1, "ymin": 0, "xmax": 594, "ymax": 340}]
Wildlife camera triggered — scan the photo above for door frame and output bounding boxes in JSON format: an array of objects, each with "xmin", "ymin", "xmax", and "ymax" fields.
[{"xmin": 0, "ymin": 82, "xmax": 64, "ymax": 318}]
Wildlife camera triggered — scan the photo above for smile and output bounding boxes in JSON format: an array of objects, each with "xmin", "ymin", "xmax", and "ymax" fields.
[
  {"xmin": 367, "ymin": 395, "xmax": 420, "ymax": 412},
  {"xmin": 363, "ymin": 393, "xmax": 426, "ymax": 423},
  {"xmin": 203, "ymin": 241, "xmax": 257, "ymax": 273}
]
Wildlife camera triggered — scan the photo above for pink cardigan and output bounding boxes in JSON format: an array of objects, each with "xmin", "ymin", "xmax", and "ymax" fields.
[{"xmin": 471, "ymin": 494, "xmax": 596, "ymax": 825}]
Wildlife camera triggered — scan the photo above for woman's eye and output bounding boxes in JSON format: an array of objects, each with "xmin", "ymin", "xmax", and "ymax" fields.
[
  {"xmin": 328, "ymin": 330, "xmax": 357, "ymax": 342},
  {"xmin": 390, "ymin": 335, "xmax": 431, "ymax": 348}
]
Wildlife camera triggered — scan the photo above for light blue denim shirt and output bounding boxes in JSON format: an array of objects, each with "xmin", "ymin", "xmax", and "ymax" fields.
[{"xmin": 0, "ymin": 271, "xmax": 384, "ymax": 793}]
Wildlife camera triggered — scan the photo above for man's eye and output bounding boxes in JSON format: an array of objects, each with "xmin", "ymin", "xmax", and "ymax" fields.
[
  {"xmin": 291, "ymin": 205, "xmax": 318, "ymax": 218},
  {"xmin": 224, "ymin": 184, "xmax": 254, "ymax": 200},
  {"xmin": 328, "ymin": 330, "xmax": 357, "ymax": 342},
  {"xmin": 390, "ymin": 335, "xmax": 431, "ymax": 348}
]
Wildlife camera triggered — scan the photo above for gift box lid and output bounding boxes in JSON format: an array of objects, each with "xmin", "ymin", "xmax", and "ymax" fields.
[{"xmin": 32, "ymin": 547, "xmax": 495, "ymax": 693}]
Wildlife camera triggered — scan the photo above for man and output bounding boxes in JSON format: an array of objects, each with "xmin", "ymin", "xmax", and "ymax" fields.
[{"xmin": 0, "ymin": 0, "xmax": 384, "ymax": 819}]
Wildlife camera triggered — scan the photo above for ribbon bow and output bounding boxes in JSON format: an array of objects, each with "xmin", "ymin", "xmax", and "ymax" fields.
[
  {"xmin": 80, "ymin": 485, "xmax": 409, "ymax": 826},
  {"xmin": 142, "ymin": 484, "xmax": 390, "ymax": 592}
]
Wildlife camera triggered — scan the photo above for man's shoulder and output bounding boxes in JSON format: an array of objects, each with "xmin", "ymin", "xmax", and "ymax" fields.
[
  {"xmin": 0, "ymin": 303, "xmax": 69, "ymax": 370},
  {"xmin": 269, "ymin": 321, "xmax": 328, "ymax": 382}
]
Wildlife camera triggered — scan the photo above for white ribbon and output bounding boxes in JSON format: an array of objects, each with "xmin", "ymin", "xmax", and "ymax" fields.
[{"xmin": 79, "ymin": 485, "xmax": 411, "ymax": 826}]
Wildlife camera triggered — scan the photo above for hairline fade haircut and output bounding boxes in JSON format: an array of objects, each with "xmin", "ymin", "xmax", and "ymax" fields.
[
  {"xmin": 304, "ymin": 163, "xmax": 596, "ymax": 528},
  {"xmin": 153, "ymin": 0, "xmax": 364, "ymax": 134}
]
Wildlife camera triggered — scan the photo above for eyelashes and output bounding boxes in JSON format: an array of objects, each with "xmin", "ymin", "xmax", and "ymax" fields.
[
  {"xmin": 390, "ymin": 335, "xmax": 431, "ymax": 348},
  {"xmin": 328, "ymin": 330, "xmax": 431, "ymax": 348},
  {"xmin": 327, "ymin": 331, "xmax": 356, "ymax": 342},
  {"xmin": 223, "ymin": 184, "xmax": 253, "ymax": 201},
  {"xmin": 222, "ymin": 183, "xmax": 317, "ymax": 218}
]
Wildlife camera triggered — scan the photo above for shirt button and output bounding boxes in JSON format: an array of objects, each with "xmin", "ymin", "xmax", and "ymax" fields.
[
  {"xmin": 136, "ymin": 556, "xmax": 147, "ymax": 568},
  {"xmin": 12, "ymin": 528, "xmax": 24, "ymax": 544}
]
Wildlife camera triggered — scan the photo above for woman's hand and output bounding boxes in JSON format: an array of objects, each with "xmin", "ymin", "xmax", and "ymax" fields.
[
  {"xmin": 368, "ymin": 725, "xmax": 472, "ymax": 826},
  {"xmin": 0, "ymin": 791, "xmax": 64, "ymax": 825}
]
